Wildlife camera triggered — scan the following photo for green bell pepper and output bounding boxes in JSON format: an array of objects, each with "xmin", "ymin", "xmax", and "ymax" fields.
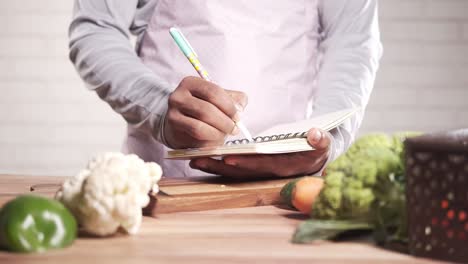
[{"xmin": 0, "ymin": 195, "xmax": 77, "ymax": 253}]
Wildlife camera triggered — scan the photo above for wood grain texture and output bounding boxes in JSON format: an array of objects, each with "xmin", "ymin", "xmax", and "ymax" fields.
[
  {"xmin": 0, "ymin": 175, "xmax": 443, "ymax": 264},
  {"xmin": 158, "ymin": 176, "xmax": 290, "ymax": 195},
  {"xmin": 0, "ymin": 174, "xmax": 291, "ymax": 214},
  {"xmin": 144, "ymin": 177, "xmax": 290, "ymax": 215}
]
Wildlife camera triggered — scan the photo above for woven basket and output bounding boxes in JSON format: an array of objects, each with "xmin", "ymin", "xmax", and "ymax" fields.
[{"xmin": 405, "ymin": 129, "xmax": 468, "ymax": 263}]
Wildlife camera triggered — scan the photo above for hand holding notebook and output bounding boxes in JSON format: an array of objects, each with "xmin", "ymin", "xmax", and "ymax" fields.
[{"xmin": 167, "ymin": 107, "xmax": 358, "ymax": 159}]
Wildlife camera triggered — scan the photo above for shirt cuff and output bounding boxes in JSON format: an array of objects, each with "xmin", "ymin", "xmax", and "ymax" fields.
[{"xmin": 154, "ymin": 106, "xmax": 171, "ymax": 148}]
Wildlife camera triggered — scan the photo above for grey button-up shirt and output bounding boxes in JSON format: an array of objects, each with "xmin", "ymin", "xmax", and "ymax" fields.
[{"xmin": 69, "ymin": 0, "xmax": 382, "ymax": 165}]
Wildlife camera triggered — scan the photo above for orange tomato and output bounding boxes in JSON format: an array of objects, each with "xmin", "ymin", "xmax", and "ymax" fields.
[{"xmin": 291, "ymin": 177, "xmax": 324, "ymax": 214}]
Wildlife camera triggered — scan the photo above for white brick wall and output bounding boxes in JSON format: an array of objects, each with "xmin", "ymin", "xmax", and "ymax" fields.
[
  {"xmin": 361, "ymin": 0, "xmax": 468, "ymax": 135},
  {"xmin": 0, "ymin": 0, "xmax": 467, "ymax": 176},
  {"xmin": 464, "ymin": 23, "xmax": 468, "ymax": 40},
  {"xmin": 0, "ymin": 1, "xmax": 125, "ymax": 176}
]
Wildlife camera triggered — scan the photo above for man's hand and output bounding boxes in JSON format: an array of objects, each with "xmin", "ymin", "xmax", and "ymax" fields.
[
  {"xmin": 189, "ymin": 128, "xmax": 332, "ymax": 178},
  {"xmin": 164, "ymin": 76, "xmax": 248, "ymax": 149}
]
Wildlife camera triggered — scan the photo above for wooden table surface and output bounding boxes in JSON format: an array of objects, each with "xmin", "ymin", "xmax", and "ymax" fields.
[{"xmin": 0, "ymin": 175, "xmax": 443, "ymax": 264}]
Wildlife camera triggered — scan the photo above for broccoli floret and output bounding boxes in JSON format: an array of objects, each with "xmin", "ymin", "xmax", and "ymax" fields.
[
  {"xmin": 326, "ymin": 133, "xmax": 394, "ymax": 177},
  {"xmin": 313, "ymin": 133, "xmax": 405, "ymax": 221},
  {"xmin": 314, "ymin": 190, "xmax": 340, "ymax": 218},
  {"xmin": 350, "ymin": 159, "xmax": 378, "ymax": 186},
  {"xmin": 322, "ymin": 187, "xmax": 342, "ymax": 210},
  {"xmin": 342, "ymin": 187, "xmax": 375, "ymax": 219},
  {"xmin": 326, "ymin": 154, "xmax": 351, "ymax": 174},
  {"xmin": 346, "ymin": 133, "xmax": 392, "ymax": 157},
  {"xmin": 313, "ymin": 172, "xmax": 345, "ymax": 218},
  {"xmin": 324, "ymin": 171, "xmax": 345, "ymax": 187},
  {"xmin": 351, "ymin": 147, "xmax": 400, "ymax": 184},
  {"xmin": 391, "ymin": 131, "xmax": 422, "ymax": 160},
  {"xmin": 313, "ymin": 199, "xmax": 338, "ymax": 219},
  {"xmin": 344, "ymin": 177, "xmax": 364, "ymax": 189},
  {"xmin": 314, "ymin": 187, "xmax": 342, "ymax": 217},
  {"xmin": 298, "ymin": 132, "xmax": 424, "ymax": 245}
]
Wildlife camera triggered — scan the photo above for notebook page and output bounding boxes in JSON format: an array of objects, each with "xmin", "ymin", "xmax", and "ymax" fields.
[{"xmin": 256, "ymin": 108, "xmax": 358, "ymax": 137}]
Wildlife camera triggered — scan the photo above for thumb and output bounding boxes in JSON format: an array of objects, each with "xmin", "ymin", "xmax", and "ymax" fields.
[
  {"xmin": 307, "ymin": 128, "xmax": 331, "ymax": 151},
  {"xmin": 225, "ymin": 90, "xmax": 248, "ymax": 111}
]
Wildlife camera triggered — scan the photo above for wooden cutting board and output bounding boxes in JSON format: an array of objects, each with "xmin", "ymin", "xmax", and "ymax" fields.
[
  {"xmin": 143, "ymin": 176, "xmax": 291, "ymax": 216},
  {"xmin": 0, "ymin": 175, "xmax": 291, "ymax": 216}
]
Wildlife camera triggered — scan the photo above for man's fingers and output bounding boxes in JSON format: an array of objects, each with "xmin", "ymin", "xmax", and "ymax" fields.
[
  {"xmin": 223, "ymin": 148, "xmax": 330, "ymax": 177},
  {"xmin": 185, "ymin": 78, "xmax": 239, "ymax": 120},
  {"xmin": 168, "ymin": 76, "xmax": 248, "ymax": 148},
  {"xmin": 189, "ymin": 158, "xmax": 261, "ymax": 178},
  {"xmin": 223, "ymin": 154, "xmax": 309, "ymax": 177},
  {"xmin": 307, "ymin": 128, "xmax": 331, "ymax": 151},
  {"xmin": 177, "ymin": 96, "xmax": 237, "ymax": 135},
  {"xmin": 225, "ymin": 90, "xmax": 248, "ymax": 111},
  {"xmin": 188, "ymin": 128, "xmax": 332, "ymax": 177},
  {"xmin": 166, "ymin": 110, "xmax": 225, "ymax": 142}
]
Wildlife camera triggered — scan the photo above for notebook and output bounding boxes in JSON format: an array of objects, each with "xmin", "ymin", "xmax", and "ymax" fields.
[{"xmin": 166, "ymin": 107, "xmax": 358, "ymax": 159}]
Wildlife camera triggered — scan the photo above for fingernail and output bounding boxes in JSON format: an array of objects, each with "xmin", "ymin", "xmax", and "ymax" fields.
[
  {"xmin": 231, "ymin": 124, "xmax": 240, "ymax": 135},
  {"xmin": 233, "ymin": 112, "xmax": 241, "ymax": 122},
  {"xmin": 311, "ymin": 129, "xmax": 322, "ymax": 144},
  {"xmin": 235, "ymin": 103, "xmax": 245, "ymax": 112}
]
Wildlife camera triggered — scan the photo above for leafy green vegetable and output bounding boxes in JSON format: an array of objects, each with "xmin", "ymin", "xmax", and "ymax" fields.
[
  {"xmin": 314, "ymin": 146, "xmax": 401, "ymax": 220},
  {"xmin": 292, "ymin": 220, "xmax": 373, "ymax": 244},
  {"xmin": 293, "ymin": 132, "xmax": 420, "ymax": 246}
]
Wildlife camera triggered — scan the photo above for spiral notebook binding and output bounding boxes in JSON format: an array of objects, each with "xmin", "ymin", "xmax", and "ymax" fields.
[{"xmin": 225, "ymin": 131, "xmax": 308, "ymax": 145}]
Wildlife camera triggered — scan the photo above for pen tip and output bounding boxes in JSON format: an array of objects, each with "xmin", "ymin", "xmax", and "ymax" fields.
[{"xmin": 236, "ymin": 121, "xmax": 254, "ymax": 142}]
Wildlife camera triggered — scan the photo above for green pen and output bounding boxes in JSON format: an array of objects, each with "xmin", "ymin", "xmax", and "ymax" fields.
[{"xmin": 169, "ymin": 27, "xmax": 254, "ymax": 141}]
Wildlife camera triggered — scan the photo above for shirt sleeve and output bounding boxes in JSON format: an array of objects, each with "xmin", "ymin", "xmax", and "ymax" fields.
[
  {"xmin": 69, "ymin": 0, "xmax": 172, "ymax": 145},
  {"xmin": 314, "ymin": 0, "xmax": 383, "ymax": 164}
]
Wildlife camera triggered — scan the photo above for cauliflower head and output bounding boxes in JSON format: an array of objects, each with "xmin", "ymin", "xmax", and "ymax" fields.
[{"xmin": 55, "ymin": 152, "xmax": 162, "ymax": 236}]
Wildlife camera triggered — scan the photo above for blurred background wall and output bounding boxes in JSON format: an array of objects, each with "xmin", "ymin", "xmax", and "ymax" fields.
[{"xmin": 0, "ymin": 0, "xmax": 467, "ymax": 176}]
